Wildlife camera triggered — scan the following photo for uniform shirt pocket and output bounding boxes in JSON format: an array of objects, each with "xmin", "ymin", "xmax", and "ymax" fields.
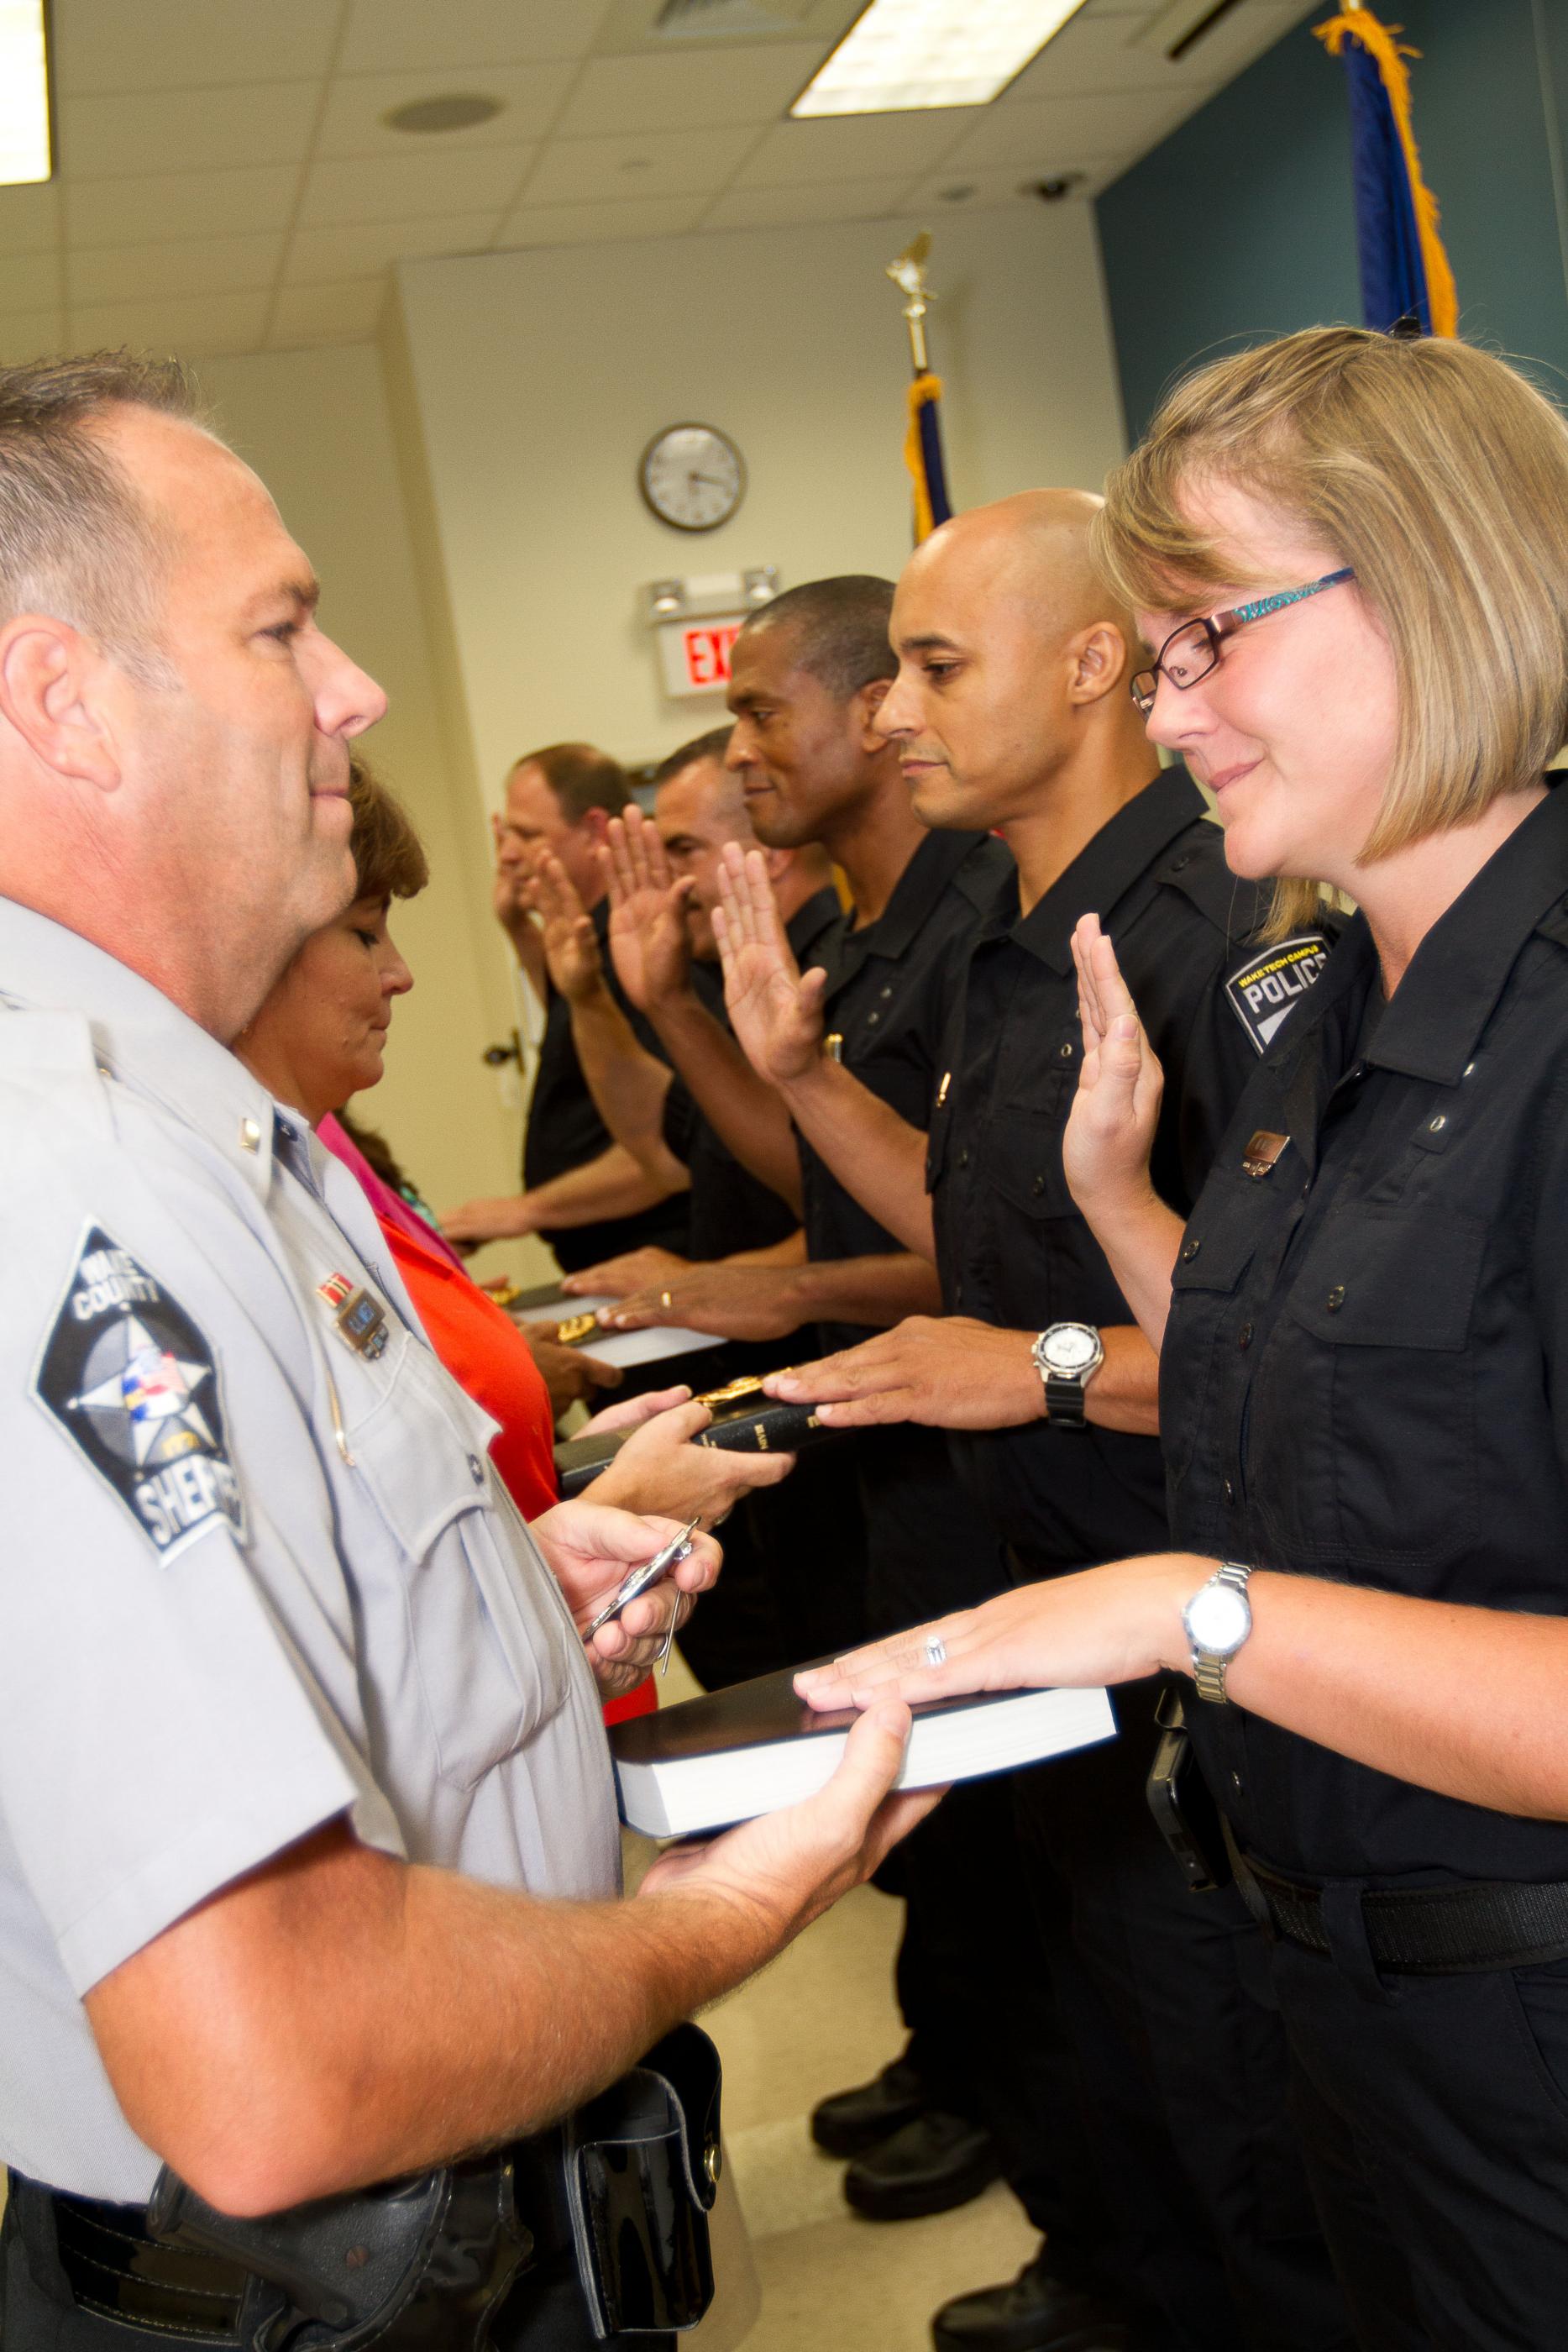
[
  {"xmin": 1162, "ymin": 1203, "xmax": 1260, "ymax": 1489},
  {"xmin": 346, "ymin": 1333, "xmax": 571, "ymax": 1791},
  {"xmin": 1268, "ymin": 1208, "xmax": 1487, "ymax": 1573}
]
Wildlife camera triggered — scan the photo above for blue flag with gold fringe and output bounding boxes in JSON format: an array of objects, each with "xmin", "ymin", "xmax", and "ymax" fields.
[
  {"xmin": 1314, "ymin": 6, "xmax": 1457, "ymax": 337},
  {"xmin": 905, "ymin": 371, "xmax": 952, "ymax": 544}
]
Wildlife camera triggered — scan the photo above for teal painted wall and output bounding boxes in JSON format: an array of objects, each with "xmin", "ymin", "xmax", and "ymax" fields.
[{"xmin": 1096, "ymin": 0, "xmax": 1568, "ymax": 440}]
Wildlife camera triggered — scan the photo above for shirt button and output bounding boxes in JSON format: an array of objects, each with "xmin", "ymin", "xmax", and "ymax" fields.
[
  {"xmin": 1224, "ymin": 1478, "xmax": 1236, "ymax": 1504},
  {"xmin": 1463, "ymin": 1061, "xmax": 1476, "ymax": 1079},
  {"xmin": 1326, "ymin": 1284, "xmax": 1345, "ymax": 1311},
  {"xmin": 1237, "ymin": 1322, "xmax": 1253, "ymax": 1350},
  {"xmin": 1231, "ymin": 1771, "xmax": 1245, "ymax": 1795},
  {"xmin": 1031, "ymin": 1174, "xmax": 1046, "ymax": 1195},
  {"xmin": 467, "ymin": 1453, "xmax": 485, "ymax": 1485},
  {"xmin": 1429, "ymin": 1114, "xmax": 1447, "ymax": 1134},
  {"xmin": 957, "ymin": 1147, "xmax": 970, "ymax": 1168},
  {"xmin": 1058, "ymin": 1042, "xmax": 1075, "ymax": 1061},
  {"xmin": 239, "ymin": 1117, "xmax": 262, "ymax": 1152},
  {"xmin": 866, "ymin": 1011, "xmax": 881, "ymax": 1026},
  {"xmin": 1181, "ymin": 1238, "xmax": 1202, "ymax": 1263},
  {"xmin": 880, "ymin": 985, "xmax": 894, "ymax": 1000}
]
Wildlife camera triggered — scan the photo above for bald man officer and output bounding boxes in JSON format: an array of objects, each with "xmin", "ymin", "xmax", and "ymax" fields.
[
  {"xmin": 716, "ymin": 494, "xmax": 1349, "ymax": 2352},
  {"xmin": 0, "ymin": 352, "xmax": 933, "ymax": 2352}
]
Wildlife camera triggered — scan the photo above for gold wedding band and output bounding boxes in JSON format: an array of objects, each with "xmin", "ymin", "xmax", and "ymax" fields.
[{"xmin": 660, "ymin": 1289, "xmax": 674, "ymax": 1309}]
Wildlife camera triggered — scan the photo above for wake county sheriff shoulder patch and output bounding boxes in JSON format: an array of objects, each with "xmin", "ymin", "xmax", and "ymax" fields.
[
  {"xmin": 1225, "ymin": 932, "xmax": 1333, "ymax": 1055},
  {"xmin": 32, "ymin": 1223, "xmax": 245, "ymax": 1562}
]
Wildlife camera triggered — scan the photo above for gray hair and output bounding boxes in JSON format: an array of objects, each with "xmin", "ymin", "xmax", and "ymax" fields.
[{"xmin": 0, "ymin": 350, "xmax": 202, "ymax": 680}]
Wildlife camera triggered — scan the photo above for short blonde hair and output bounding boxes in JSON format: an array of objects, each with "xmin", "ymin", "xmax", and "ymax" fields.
[{"xmin": 1094, "ymin": 328, "xmax": 1568, "ymax": 932}]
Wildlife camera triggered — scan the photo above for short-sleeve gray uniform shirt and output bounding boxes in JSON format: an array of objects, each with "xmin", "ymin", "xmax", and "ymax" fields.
[{"xmin": 0, "ymin": 900, "xmax": 619, "ymax": 2202}]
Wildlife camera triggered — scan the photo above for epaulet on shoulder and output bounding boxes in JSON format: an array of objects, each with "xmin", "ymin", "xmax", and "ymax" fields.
[
  {"xmin": 1156, "ymin": 822, "xmax": 1272, "ymax": 943},
  {"xmin": 0, "ymin": 1003, "xmax": 102, "ymax": 1081}
]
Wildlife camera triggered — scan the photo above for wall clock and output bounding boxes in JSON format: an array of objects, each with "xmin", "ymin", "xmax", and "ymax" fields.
[{"xmin": 638, "ymin": 422, "xmax": 746, "ymax": 532}]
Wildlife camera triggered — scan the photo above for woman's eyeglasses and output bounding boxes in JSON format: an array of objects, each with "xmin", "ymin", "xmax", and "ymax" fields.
[{"xmin": 1130, "ymin": 568, "xmax": 1356, "ymax": 718}]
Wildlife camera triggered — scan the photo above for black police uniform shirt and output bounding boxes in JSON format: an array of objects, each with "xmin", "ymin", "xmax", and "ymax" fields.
[
  {"xmin": 522, "ymin": 896, "xmax": 690, "ymax": 1273},
  {"xmin": 661, "ymin": 886, "xmax": 842, "ymax": 1263},
  {"xmin": 1164, "ymin": 778, "xmax": 1568, "ymax": 1888},
  {"xmin": 926, "ymin": 769, "xmax": 1328, "ymax": 1574},
  {"xmin": 800, "ymin": 827, "xmax": 1012, "ymax": 1354}
]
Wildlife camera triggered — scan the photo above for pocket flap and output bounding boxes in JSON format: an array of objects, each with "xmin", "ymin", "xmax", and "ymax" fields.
[{"xmin": 1288, "ymin": 1210, "xmax": 1486, "ymax": 1349}]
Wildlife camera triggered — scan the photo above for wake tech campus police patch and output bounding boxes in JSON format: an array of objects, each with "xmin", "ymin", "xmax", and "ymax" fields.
[
  {"xmin": 1225, "ymin": 932, "xmax": 1333, "ymax": 1055},
  {"xmin": 33, "ymin": 1224, "xmax": 245, "ymax": 1562}
]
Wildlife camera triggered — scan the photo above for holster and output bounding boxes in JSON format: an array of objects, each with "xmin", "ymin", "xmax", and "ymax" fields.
[{"xmin": 144, "ymin": 2024, "xmax": 722, "ymax": 2351}]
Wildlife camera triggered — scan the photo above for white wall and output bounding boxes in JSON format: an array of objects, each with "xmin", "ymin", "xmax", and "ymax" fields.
[
  {"xmin": 391, "ymin": 203, "xmax": 1128, "ymax": 783},
  {"xmin": 192, "ymin": 342, "xmax": 525, "ymax": 1222}
]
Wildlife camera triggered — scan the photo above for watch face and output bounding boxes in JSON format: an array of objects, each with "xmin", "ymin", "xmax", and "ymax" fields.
[
  {"xmin": 1042, "ymin": 1323, "xmax": 1100, "ymax": 1375},
  {"xmin": 1185, "ymin": 1581, "xmax": 1251, "ymax": 1656},
  {"xmin": 638, "ymin": 423, "xmax": 745, "ymax": 532}
]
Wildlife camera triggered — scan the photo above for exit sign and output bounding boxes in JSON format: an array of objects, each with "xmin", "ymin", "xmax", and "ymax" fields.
[{"xmin": 657, "ymin": 617, "xmax": 743, "ymax": 699}]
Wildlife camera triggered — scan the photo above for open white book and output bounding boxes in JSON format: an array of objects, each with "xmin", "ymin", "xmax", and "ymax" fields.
[{"xmin": 611, "ymin": 1661, "xmax": 1117, "ymax": 1840}]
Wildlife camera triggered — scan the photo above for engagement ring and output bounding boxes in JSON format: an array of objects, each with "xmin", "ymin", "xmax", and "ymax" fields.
[{"xmin": 925, "ymin": 1636, "xmax": 948, "ymax": 1667}]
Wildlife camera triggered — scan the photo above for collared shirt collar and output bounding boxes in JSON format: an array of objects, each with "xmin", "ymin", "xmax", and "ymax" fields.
[
  {"xmin": 842, "ymin": 827, "xmax": 990, "ymax": 967},
  {"xmin": 1358, "ymin": 782, "xmax": 1568, "ymax": 1085},
  {"xmin": 0, "ymin": 898, "xmax": 284, "ymax": 1198},
  {"xmin": 1004, "ymin": 769, "xmax": 1209, "ymax": 974}
]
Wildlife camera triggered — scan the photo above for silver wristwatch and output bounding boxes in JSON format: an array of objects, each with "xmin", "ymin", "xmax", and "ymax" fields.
[
  {"xmin": 1183, "ymin": 1562, "xmax": 1253, "ymax": 1705},
  {"xmin": 1030, "ymin": 1321, "xmax": 1104, "ymax": 1429}
]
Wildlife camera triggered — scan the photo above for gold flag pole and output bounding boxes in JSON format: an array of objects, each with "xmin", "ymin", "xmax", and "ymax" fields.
[{"xmin": 886, "ymin": 230, "xmax": 935, "ymax": 375}]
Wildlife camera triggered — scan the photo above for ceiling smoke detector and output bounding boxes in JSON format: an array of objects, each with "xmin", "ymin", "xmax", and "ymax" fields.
[{"xmin": 385, "ymin": 94, "xmax": 506, "ymax": 134}]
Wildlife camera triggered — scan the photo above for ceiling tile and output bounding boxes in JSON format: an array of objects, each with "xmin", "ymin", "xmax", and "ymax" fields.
[
  {"xmin": 314, "ymin": 64, "xmax": 579, "ymax": 160},
  {"xmin": 0, "ymin": 307, "xmax": 66, "ymax": 360},
  {"xmin": 1007, "ymin": 3, "xmax": 1306, "ymax": 102},
  {"xmin": 68, "ymin": 232, "xmax": 283, "ymax": 307},
  {"xmin": 285, "ymin": 213, "xmax": 502, "ymax": 284},
  {"xmin": 554, "ymin": 45, "xmax": 825, "ymax": 136},
  {"xmin": 270, "ymin": 278, "xmax": 390, "ymax": 348},
  {"xmin": 66, "ymin": 165, "xmax": 297, "ymax": 250},
  {"xmin": 899, "ymin": 160, "xmax": 1123, "ymax": 212},
  {"xmin": 68, "ymin": 289, "xmax": 270, "ymax": 357},
  {"xmin": 493, "ymin": 193, "xmax": 705, "ymax": 249},
  {"xmin": 734, "ymin": 109, "xmax": 973, "ymax": 188},
  {"xmin": 0, "ymin": 249, "xmax": 61, "ymax": 316},
  {"xmin": 55, "ymin": 0, "xmax": 338, "ymax": 95},
  {"xmin": 0, "ymin": 179, "xmax": 60, "ymax": 250},
  {"xmin": 941, "ymin": 87, "xmax": 1190, "ymax": 168},
  {"xmin": 338, "ymin": 0, "xmax": 612, "ymax": 74},
  {"xmin": 61, "ymin": 84, "xmax": 322, "ymax": 180},
  {"xmin": 300, "ymin": 147, "xmax": 534, "ymax": 226},
  {"xmin": 520, "ymin": 126, "xmax": 760, "ymax": 207},
  {"xmin": 701, "ymin": 175, "xmax": 913, "ymax": 231}
]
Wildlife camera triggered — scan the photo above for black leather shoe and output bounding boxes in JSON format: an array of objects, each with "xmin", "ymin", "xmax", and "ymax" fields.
[
  {"xmin": 843, "ymin": 2109, "xmax": 1003, "ymax": 2220},
  {"xmin": 931, "ymin": 2255, "xmax": 1130, "ymax": 2352},
  {"xmin": 810, "ymin": 2055, "xmax": 927, "ymax": 2158}
]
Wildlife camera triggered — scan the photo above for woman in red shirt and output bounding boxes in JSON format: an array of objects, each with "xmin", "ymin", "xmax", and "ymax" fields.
[{"xmin": 236, "ymin": 758, "xmax": 792, "ymax": 1717}]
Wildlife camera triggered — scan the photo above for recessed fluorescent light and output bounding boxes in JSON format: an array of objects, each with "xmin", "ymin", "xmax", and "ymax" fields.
[
  {"xmin": 0, "ymin": 0, "xmax": 50, "ymax": 186},
  {"xmin": 791, "ymin": 0, "xmax": 1089, "ymax": 118}
]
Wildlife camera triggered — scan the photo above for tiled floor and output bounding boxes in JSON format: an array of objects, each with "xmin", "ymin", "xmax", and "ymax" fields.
[{"xmin": 630, "ymin": 1650, "xmax": 1039, "ymax": 2352}]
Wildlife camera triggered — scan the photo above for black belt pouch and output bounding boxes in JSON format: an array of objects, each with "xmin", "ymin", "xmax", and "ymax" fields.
[{"xmin": 562, "ymin": 2024, "xmax": 721, "ymax": 2339}]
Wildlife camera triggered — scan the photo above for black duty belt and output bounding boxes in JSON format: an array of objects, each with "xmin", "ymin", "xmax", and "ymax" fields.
[
  {"xmin": 1235, "ymin": 1848, "xmax": 1568, "ymax": 1975},
  {"xmin": 53, "ymin": 2189, "xmax": 249, "ymax": 2339}
]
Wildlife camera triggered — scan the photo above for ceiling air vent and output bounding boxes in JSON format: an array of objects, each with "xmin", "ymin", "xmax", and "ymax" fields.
[
  {"xmin": 653, "ymin": 0, "xmax": 809, "ymax": 36},
  {"xmin": 1132, "ymin": 0, "xmax": 1248, "ymax": 64}
]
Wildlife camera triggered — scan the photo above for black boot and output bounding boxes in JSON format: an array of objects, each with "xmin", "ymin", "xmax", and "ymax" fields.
[
  {"xmin": 844, "ymin": 2110, "xmax": 1003, "ymax": 2220},
  {"xmin": 810, "ymin": 2054, "xmax": 927, "ymax": 2159},
  {"xmin": 932, "ymin": 2253, "xmax": 1131, "ymax": 2352}
]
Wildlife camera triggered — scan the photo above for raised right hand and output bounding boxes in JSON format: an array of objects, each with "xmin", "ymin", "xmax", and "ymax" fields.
[
  {"xmin": 1062, "ymin": 914, "xmax": 1165, "ymax": 1219},
  {"xmin": 604, "ymin": 808, "xmax": 695, "ymax": 1012},
  {"xmin": 527, "ymin": 852, "xmax": 602, "ymax": 1005},
  {"xmin": 712, "ymin": 843, "xmax": 829, "ymax": 1085}
]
